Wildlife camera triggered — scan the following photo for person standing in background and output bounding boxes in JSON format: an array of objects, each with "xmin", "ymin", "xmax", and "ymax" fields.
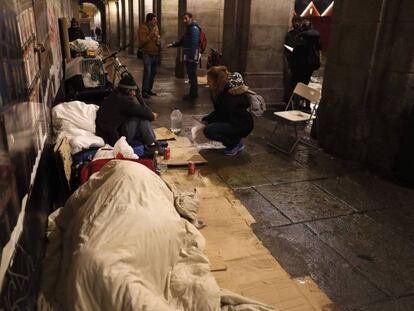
[
  {"xmin": 167, "ymin": 12, "xmax": 200, "ymax": 101},
  {"xmin": 68, "ymin": 18, "xmax": 85, "ymax": 42},
  {"xmin": 283, "ymin": 16, "xmax": 302, "ymax": 103},
  {"xmin": 138, "ymin": 13, "xmax": 161, "ymax": 99},
  {"xmin": 291, "ymin": 18, "xmax": 321, "ymax": 111}
]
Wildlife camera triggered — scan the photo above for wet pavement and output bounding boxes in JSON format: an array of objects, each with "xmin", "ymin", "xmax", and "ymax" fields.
[{"xmin": 120, "ymin": 53, "xmax": 414, "ymax": 311}]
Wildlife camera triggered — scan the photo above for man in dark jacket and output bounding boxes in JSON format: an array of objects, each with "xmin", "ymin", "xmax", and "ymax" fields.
[
  {"xmin": 283, "ymin": 16, "xmax": 302, "ymax": 102},
  {"xmin": 291, "ymin": 18, "xmax": 321, "ymax": 87},
  {"xmin": 95, "ymin": 75, "xmax": 161, "ymax": 151},
  {"xmin": 290, "ymin": 18, "xmax": 321, "ymax": 110},
  {"xmin": 68, "ymin": 18, "xmax": 85, "ymax": 42},
  {"xmin": 168, "ymin": 12, "xmax": 200, "ymax": 100}
]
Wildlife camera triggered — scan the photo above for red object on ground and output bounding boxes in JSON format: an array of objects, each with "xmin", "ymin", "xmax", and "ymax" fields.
[
  {"xmin": 188, "ymin": 161, "xmax": 196, "ymax": 175},
  {"xmin": 79, "ymin": 158, "xmax": 156, "ymax": 184},
  {"xmin": 164, "ymin": 147, "xmax": 171, "ymax": 160}
]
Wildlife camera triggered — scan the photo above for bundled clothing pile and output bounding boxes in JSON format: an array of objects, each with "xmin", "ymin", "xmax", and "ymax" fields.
[
  {"xmin": 69, "ymin": 38, "xmax": 100, "ymax": 54},
  {"xmin": 52, "ymin": 101, "xmax": 105, "ymax": 154},
  {"xmin": 37, "ymin": 161, "xmax": 274, "ymax": 311}
]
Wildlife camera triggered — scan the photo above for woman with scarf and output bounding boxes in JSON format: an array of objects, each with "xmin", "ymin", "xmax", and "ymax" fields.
[{"xmin": 202, "ymin": 66, "xmax": 254, "ymax": 156}]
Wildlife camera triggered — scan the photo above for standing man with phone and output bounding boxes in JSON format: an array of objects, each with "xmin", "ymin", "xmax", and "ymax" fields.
[{"xmin": 138, "ymin": 13, "xmax": 161, "ymax": 99}]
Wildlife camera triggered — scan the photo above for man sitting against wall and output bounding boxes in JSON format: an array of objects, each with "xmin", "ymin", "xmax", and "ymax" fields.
[{"xmin": 95, "ymin": 74, "xmax": 165, "ymax": 154}]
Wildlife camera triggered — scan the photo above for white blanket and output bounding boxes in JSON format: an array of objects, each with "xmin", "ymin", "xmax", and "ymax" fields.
[
  {"xmin": 52, "ymin": 101, "xmax": 104, "ymax": 154},
  {"xmin": 37, "ymin": 161, "xmax": 274, "ymax": 311}
]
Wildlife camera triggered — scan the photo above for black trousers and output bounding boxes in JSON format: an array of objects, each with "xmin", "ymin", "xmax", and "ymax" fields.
[{"xmin": 204, "ymin": 122, "xmax": 241, "ymax": 148}]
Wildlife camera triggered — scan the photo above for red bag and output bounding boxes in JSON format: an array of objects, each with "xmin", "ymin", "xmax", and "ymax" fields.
[
  {"xmin": 198, "ymin": 28, "xmax": 207, "ymax": 54},
  {"xmin": 79, "ymin": 158, "xmax": 156, "ymax": 184}
]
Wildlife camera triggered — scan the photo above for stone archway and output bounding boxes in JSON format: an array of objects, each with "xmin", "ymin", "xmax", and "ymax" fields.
[{"xmin": 79, "ymin": 0, "xmax": 107, "ymax": 43}]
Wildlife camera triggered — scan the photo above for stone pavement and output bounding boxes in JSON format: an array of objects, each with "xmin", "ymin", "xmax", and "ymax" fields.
[{"xmin": 121, "ymin": 53, "xmax": 414, "ymax": 311}]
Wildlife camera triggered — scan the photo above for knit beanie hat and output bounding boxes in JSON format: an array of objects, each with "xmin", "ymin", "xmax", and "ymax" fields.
[{"xmin": 118, "ymin": 74, "xmax": 138, "ymax": 90}]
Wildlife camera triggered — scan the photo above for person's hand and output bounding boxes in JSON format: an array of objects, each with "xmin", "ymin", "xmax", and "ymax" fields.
[
  {"xmin": 167, "ymin": 43, "xmax": 173, "ymax": 48},
  {"xmin": 153, "ymin": 112, "xmax": 159, "ymax": 120}
]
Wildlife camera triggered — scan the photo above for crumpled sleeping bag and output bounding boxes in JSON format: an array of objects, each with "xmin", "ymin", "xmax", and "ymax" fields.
[{"xmin": 37, "ymin": 161, "xmax": 274, "ymax": 311}]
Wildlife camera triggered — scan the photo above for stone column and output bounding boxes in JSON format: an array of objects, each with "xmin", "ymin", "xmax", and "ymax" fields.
[
  {"xmin": 222, "ymin": 0, "xmax": 251, "ymax": 74},
  {"xmin": 120, "ymin": 0, "xmax": 127, "ymax": 48},
  {"xmin": 128, "ymin": 0, "xmax": 135, "ymax": 54},
  {"xmin": 139, "ymin": 0, "xmax": 145, "ymax": 23},
  {"xmin": 160, "ymin": 0, "xmax": 179, "ymax": 69},
  {"xmin": 175, "ymin": 0, "xmax": 187, "ymax": 77},
  {"xmin": 244, "ymin": 0, "xmax": 294, "ymax": 105},
  {"xmin": 222, "ymin": 0, "xmax": 294, "ymax": 105},
  {"xmin": 107, "ymin": 0, "xmax": 120, "ymax": 50},
  {"xmin": 317, "ymin": 0, "xmax": 414, "ymax": 175},
  {"xmin": 123, "ymin": 0, "xmax": 130, "ymax": 49},
  {"xmin": 133, "ymin": 0, "xmax": 139, "ymax": 35}
]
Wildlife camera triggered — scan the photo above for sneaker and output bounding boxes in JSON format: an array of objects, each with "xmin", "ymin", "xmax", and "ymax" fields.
[
  {"xmin": 148, "ymin": 91, "xmax": 157, "ymax": 96},
  {"xmin": 142, "ymin": 92, "xmax": 150, "ymax": 99},
  {"xmin": 223, "ymin": 142, "xmax": 245, "ymax": 156}
]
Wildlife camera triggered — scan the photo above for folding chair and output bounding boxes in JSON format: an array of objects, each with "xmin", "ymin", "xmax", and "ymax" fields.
[{"xmin": 268, "ymin": 82, "xmax": 321, "ymax": 154}]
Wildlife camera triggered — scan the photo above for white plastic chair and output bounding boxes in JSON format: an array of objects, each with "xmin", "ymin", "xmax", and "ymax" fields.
[{"xmin": 268, "ymin": 83, "xmax": 321, "ymax": 154}]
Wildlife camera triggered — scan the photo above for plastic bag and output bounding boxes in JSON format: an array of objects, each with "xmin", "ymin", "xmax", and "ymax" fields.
[
  {"xmin": 113, "ymin": 136, "xmax": 139, "ymax": 159},
  {"xmin": 191, "ymin": 125, "xmax": 210, "ymax": 145},
  {"xmin": 93, "ymin": 145, "xmax": 115, "ymax": 161}
]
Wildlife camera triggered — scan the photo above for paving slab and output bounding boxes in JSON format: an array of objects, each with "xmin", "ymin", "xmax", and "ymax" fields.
[
  {"xmin": 256, "ymin": 182, "xmax": 354, "ymax": 223},
  {"xmin": 307, "ymin": 214, "xmax": 414, "ymax": 297},
  {"xmin": 244, "ymin": 151, "xmax": 331, "ymax": 184},
  {"xmin": 365, "ymin": 205, "xmax": 414, "ymax": 244},
  {"xmin": 235, "ymin": 188, "xmax": 291, "ymax": 228},
  {"xmin": 204, "ymin": 152, "xmax": 271, "ymax": 188},
  {"xmin": 314, "ymin": 172, "xmax": 414, "ymax": 211},
  {"xmin": 349, "ymin": 295, "xmax": 414, "ymax": 311},
  {"xmin": 254, "ymin": 224, "xmax": 385, "ymax": 309}
]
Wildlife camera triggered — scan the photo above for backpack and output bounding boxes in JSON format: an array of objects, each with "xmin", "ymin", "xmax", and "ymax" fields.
[
  {"xmin": 246, "ymin": 90, "xmax": 266, "ymax": 117},
  {"xmin": 198, "ymin": 27, "xmax": 207, "ymax": 54}
]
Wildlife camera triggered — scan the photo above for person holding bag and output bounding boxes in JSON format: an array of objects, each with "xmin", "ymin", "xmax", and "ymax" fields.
[{"xmin": 138, "ymin": 13, "xmax": 161, "ymax": 98}]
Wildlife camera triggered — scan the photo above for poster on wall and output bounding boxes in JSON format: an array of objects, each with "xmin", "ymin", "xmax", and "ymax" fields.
[
  {"xmin": 0, "ymin": 0, "xmax": 45, "ymax": 279},
  {"xmin": 0, "ymin": 1, "xmax": 27, "ymax": 108}
]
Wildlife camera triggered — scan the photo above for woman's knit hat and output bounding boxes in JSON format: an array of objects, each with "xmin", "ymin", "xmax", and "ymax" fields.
[
  {"xmin": 227, "ymin": 72, "xmax": 244, "ymax": 88},
  {"xmin": 227, "ymin": 72, "xmax": 249, "ymax": 95}
]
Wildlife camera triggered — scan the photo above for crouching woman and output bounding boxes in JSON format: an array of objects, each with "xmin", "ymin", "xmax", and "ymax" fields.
[{"xmin": 202, "ymin": 66, "xmax": 253, "ymax": 156}]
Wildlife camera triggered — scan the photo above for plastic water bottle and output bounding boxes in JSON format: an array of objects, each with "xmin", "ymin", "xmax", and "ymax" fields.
[{"xmin": 170, "ymin": 108, "xmax": 182, "ymax": 134}]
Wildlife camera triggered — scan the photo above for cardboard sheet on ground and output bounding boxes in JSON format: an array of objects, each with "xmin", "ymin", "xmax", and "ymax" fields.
[
  {"xmin": 154, "ymin": 127, "xmax": 176, "ymax": 141},
  {"xmin": 160, "ymin": 136, "xmax": 208, "ymax": 166},
  {"xmin": 163, "ymin": 168, "xmax": 336, "ymax": 310}
]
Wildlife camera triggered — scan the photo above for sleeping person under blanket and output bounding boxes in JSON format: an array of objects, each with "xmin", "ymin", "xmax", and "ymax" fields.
[{"xmin": 95, "ymin": 74, "xmax": 166, "ymax": 154}]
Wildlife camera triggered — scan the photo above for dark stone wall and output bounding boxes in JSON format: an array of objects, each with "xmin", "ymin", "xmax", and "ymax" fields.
[{"xmin": 317, "ymin": 0, "xmax": 414, "ymax": 175}]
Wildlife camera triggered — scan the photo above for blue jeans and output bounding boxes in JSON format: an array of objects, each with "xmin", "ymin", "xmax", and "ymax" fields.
[
  {"xmin": 203, "ymin": 122, "xmax": 240, "ymax": 148},
  {"xmin": 142, "ymin": 54, "xmax": 158, "ymax": 94},
  {"xmin": 121, "ymin": 118, "xmax": 156, "ymax": 146},
  {"xmin": 186, "ymin": 61, "xmax": 198, "ymax": 97}
]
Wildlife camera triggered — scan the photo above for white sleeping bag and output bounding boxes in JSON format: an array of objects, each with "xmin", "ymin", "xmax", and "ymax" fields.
[{"xmin": 38, "ymin": 161, "xmax": 274, "ymax": 311}]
